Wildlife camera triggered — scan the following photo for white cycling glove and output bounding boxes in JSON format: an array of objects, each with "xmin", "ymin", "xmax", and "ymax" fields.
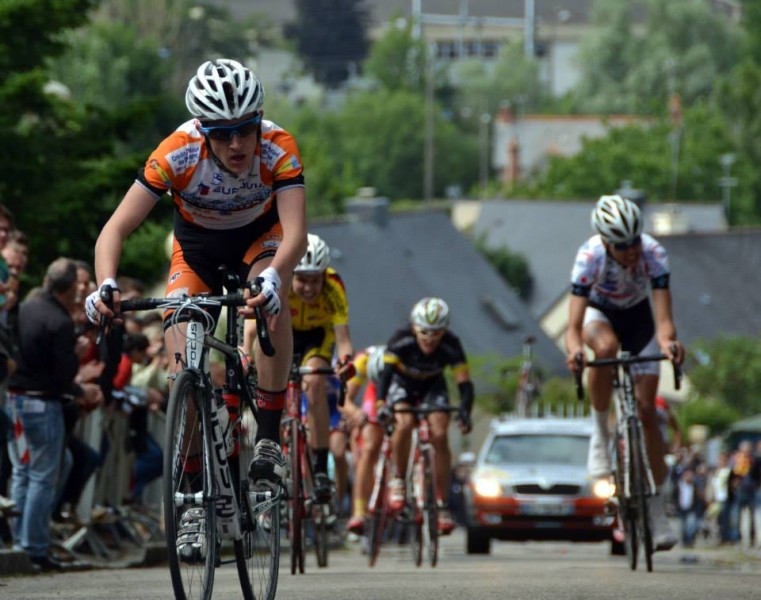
[
  {"xmin": 85, "ymin": 278, "xmax": 119, "ymax": 325},
  {"xmin": 253, "ymin": 267, "xmax": 281, "ymax": 316}
]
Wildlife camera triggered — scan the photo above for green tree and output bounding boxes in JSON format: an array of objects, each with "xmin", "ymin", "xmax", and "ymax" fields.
[
  {"xmin": 363, "ymin": 17, "xmax": 427, "ymax": 93},
  {"xmin": 336, "ymin": 88, "xmax": 478, "ymax": 200},
  {"xmin": 512, "ymin": 103, "xmax": 735, "ymax": 203},
  {"xmin": 286, "ymin": 0, "xmax": 370, "ymax": 88},
  {"xmin": 687, "ymin": 336, "xmax": 761, "ymax": 417},
  {"xmin": 574, "ymin": 0, "xmax": 743, "ymax": 114}
]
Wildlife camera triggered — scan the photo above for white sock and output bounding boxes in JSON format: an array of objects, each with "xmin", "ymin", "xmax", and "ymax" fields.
[{"xmin": 592, "ymin": 408, "xmax": 611, "ymax": 441}]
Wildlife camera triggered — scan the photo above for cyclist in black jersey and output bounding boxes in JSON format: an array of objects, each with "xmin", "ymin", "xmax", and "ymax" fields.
[{"xmin": 375, "ymin": 297, "xmax": 474, "ymax": 535}]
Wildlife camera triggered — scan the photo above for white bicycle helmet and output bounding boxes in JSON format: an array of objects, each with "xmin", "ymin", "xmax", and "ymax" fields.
[
  {"xmin": 294, "ymin": 233, "xmax": 330, "ymax": 273},
  {"xmin": 591, "ymin": 194, "xmax": 643, "ymax": 244},
  {"xmin": 410, "ymin": 297, "xmax": 450, "ymax": 331},
  {"xmin": 366, "ymin": 345, "xmax": 387, "ymax": 382},
  {"xmin": 185, "ymin": 58, "xmax": 264, "ymax": 121}
]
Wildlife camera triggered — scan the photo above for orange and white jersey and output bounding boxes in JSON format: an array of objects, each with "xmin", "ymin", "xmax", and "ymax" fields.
[{"xmin": 138, "ymin": 118, "xmax": 304, "ymax": 230}]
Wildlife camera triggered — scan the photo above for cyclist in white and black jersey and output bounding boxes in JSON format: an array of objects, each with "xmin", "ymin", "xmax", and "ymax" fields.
[{"xmin": 565, "ymin": 194, "xmax": 685, "ymax": 552}]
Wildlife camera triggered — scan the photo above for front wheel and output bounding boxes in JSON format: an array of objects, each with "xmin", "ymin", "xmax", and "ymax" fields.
[
  {"xmin": 630, "ymin": 419, "xmax": 653, "ymax": 572},
  {"xmin": 422, "ymin": 448, "xmax": 439, "ymax": 567},
  {"xmin": 367, "ymin": 455, "xmax": 389, "ymax": 567},
  {"xmin": 235, "ymin": 397, "xmax": 280, "ymax": 600},
  {"xmin": 164, "ymin": 370, "xmax": 218, "ymax": 600}
]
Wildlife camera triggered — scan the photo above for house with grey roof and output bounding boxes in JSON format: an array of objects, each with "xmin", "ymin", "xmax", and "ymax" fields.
[{"xmin": 306, "ymin": 197, "xmax": 567, "ymax": 382}]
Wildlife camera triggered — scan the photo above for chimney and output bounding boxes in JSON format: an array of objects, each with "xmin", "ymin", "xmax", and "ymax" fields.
[{"xmin": 344, "ymin": 187, "xmax": 390, "ymax": 228}]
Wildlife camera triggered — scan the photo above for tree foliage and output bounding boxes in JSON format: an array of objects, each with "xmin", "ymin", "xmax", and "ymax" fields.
[
  {"xmin": 286, "ymin": 0, "xmax": 370, "ymax": 88},
  {"xmin": 574, "ymin": 0, "xmax": 743, "ymax": 114},
  {"xmin": 687, "ymin": 336, "xmax": 761, "ymax": 417},
  {"xmin": 473, "ymin": 237, "xmax": 532, "ymax": 300},
  {"xmin": 363, "ymin": 17, "xmax": 426, "ymax": 93}
]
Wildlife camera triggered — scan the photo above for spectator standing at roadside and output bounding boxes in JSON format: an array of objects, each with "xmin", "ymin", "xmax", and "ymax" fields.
[{"xmin": 5, "ymin": 258, "xmax": 103, "ymax": 570}]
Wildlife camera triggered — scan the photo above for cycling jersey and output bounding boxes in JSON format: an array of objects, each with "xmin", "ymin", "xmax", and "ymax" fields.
[
  {"xmin": 570, "ymin": 234, "xmax": 669, "ymax": 310},
  {"xmin": 290, "ymin": 268, "xmax": 349, "ymax": 331},
  {"xmin": 139, "ymin": 118, "xmax": 304, "ymax": 230},
  {"xmin": 377, "ymin": 327, "xmax": 468, "ymax": 403},
  {"xmin": 290, "ymin": 268, "xmax": 349, "ymax": 363}
]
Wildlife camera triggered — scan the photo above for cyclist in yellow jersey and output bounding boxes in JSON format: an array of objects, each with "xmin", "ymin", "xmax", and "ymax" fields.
[{"xmin": 245, "ymin": 233, "xmax": 355, "ymax": 502}]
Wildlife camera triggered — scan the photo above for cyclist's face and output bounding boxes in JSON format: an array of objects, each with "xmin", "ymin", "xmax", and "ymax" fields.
[
  {"xmin": 414, "ymin": 326, "xmax": 445, "ymax": 354},
  {"xmin": 203, "ymin": 116, "xmax": 260, "ymax": 175},
  {"xmin": 292, "ymin": 272, "xmax": 324, "ymax": 301},
  {"xmin": 608, "ymin": 241, "xmax": 642, "ymax": 268}
]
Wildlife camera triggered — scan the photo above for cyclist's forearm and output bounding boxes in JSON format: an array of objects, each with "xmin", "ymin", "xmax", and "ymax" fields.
[
  {"xmin": 652, "ymin": 289, "xmax": 677, "ymax": 342},
  {"xmin": 269, "ymin": 188, "xmax": 307, "ymax": 277},
  {"xmin": 457, "ymin": 380, "xmax": 474, "ymax": 416}
]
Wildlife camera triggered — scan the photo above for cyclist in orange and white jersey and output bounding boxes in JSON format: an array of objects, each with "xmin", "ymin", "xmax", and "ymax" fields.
[
  {"xmin": 87, "ymin": 59, "xmax": 307, "ymax": 523},
  {"xmin": 565, "ymin": 194, "xmax": 685, "ymax": 552}
]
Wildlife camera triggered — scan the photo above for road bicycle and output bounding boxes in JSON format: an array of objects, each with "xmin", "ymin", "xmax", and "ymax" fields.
[
  {"xmin": 101, "ymin": 271, "xmax": 281, "ymax": 600},
  {"xmin": 281, "ymin": 358, "xmax": 345, "ymax": 574},
  {"xmin": 575, "ymin": 351, "xmax": 681, "ymax": 572},
  {"xmin": 366, "ymin": 404, "xmax": 462, "ymax": 568},
  {"xmin": 514, "ymin": 334, "xmax": 540, "ymax": 418}
]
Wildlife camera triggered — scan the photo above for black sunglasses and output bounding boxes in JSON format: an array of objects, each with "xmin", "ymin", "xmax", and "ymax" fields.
[
  {"xmin": 613, "ymin": 235, "xmax": 642, "ymax": 251},
  {"xmin": 200, "ymin": 114, "xmax": 261, "ymax": 141}
]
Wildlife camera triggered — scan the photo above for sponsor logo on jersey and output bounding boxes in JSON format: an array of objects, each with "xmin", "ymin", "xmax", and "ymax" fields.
[
  {"xmin": 261, "ymin": 141, "xmax": 286, "ymax": 168},
  {"xmin": 262, "ymin": 240, "xmax": 280, "ymax": 248},
  {"xmin": 149, "ymin": 159, "xmax": 172, "ymax": 187},
  {"xmin": 212, "ymin": 172, "xmax": 224, "ymax": 185},
  {"xmin": 197, "ymin": 183, "xmax": 210, "ymax": 196},
  {"xmin": 168, "ymin": 271, "xmax": 182, "ymax": 284},
  {"xmin": 168, "ymin": 287, "xmax": 189, "ymax": 298},
  {"xmin": 167, "ymin": 143, "xmax": 201, "ymax": 175}
]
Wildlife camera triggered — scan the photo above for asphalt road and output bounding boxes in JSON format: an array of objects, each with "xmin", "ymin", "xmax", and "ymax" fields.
[{"xmin": 2, "ymin": 531, "xmax": 760, "ymax": 600}]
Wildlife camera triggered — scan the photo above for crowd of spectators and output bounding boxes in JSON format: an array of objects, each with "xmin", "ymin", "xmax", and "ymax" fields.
[
  {"xmin": 668, "ymin": 440, "xmax": 761, "ymax": 548},
  {"xmin": 0, "ymin": 203, "xmax": 170, "ymax": 571}
]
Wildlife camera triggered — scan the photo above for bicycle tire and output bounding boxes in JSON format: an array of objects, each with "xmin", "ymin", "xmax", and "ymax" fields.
[
  {"xmin": 287, "ymin": 418, "xmax": 305, "ymax": 575},
  {"xmin": 234, "ymin": 399, "xmax": 280, "ymax": 600},
  {"xmin": 367, "ymin": 454, "xmax": 389, "ymax": 567},
  {"xmin": 164, "ymin": 370, "xmax": 218, "ymax": 600},
  {"xmin": 630, "ymin": 418, "xmax": 654, "ymax": 572},
  {"xmin": 312, "ymin": 503, "xmax": 329, "ymax": 568},
  {"xmin": 423, "ymin": 448, "xmax": 439, "ymax": 568},
  {"xmin": 616, "ymin": 424, "xmax": 638, "ymax": 571},
  {"xmin": 409, "ymin": 459, "xmax": 423, "ymax": 567}
]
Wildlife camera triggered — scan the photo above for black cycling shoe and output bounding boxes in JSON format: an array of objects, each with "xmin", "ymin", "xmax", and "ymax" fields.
[{"xmin": 312, "ymin": 473, "xmax": 333, "ymax": 504}]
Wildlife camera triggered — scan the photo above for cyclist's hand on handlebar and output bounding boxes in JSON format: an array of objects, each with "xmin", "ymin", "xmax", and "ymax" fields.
[
  {"xmin": 336, "ymin": 354, "xmax": 356, "ymax": 383},
  {"xmin": 242, "ymin": 267, "xmax": 281, "ymax": 317},
  {"xmin": 85, "ymin": 278, "xmax": 121, "ymax": 324},
  {"xmin": 661, "ymin": 339, "xmax": 685, "ymax": 365},
  {"xmin": 565, "ymin": 346, "xmax": 586, "ymax": 373}
]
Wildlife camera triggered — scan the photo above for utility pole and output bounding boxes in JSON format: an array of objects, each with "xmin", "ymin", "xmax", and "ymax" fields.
[{"xmin": 424, "ymin": 42, "xmax": 435, "ymax": 204}]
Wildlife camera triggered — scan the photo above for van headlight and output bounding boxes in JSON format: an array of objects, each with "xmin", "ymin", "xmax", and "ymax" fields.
[{"xmin": 473, "ymin": 476, "xmax": 502, "ymax": 498}]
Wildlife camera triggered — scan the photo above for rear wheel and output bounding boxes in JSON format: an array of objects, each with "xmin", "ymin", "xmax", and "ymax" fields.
[{"xmin": 164, "ymin": 370, "xmax": 218, "ymax": 600}]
